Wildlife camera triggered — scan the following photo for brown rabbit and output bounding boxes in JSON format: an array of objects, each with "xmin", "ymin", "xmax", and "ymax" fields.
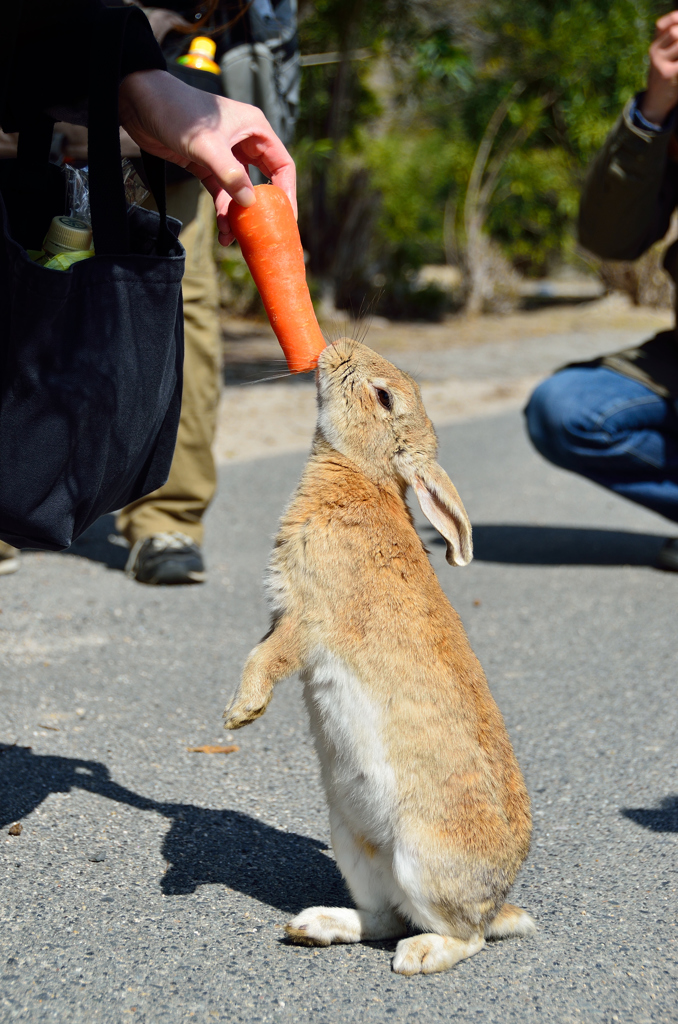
[{"xmin": 224, "ymin": 338, "xmax": 534, "ymax": 975}]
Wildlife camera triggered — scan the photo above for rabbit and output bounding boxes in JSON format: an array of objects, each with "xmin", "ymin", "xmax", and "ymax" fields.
[{"xmin": 223, "ymin": 338, "xmax": 534, "ymax": 975}]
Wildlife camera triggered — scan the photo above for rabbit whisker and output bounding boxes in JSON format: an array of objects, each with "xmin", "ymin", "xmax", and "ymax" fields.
[
  {"xmin": 351, "ymin": 290, "xmax": 382, "ymax": 346},
  {"xmin": 237, "ymin": 371, "xmax": 298, "ymax": 386}
]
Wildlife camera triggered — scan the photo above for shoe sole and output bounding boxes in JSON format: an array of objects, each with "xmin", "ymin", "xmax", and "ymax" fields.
[
  {"xmin": 654, "ymin": 558, "xmax": 678, "ymax": 572},
  {"xmin": 0, "ymin": 558, "xmax": 20, "ymax": 576},
  {"xmin": 135, "ymin": 569, "xmax": 207, "ymax": 585},
  {"xmin": 654, "ymin": 539, "xmax": 678, "ymax": 572}
]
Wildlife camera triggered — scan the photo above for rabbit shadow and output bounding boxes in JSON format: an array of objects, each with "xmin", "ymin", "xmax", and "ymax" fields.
[
  {"xmin": 60, "ymin": 513, "xmax": 128, "ymax": 570},
  {"xmin": 419, "ymin": 524, "xmax": 666, "ymax": 567},
  {"xmin": 621, "ymin": 796, "xmax": 678, "ymax": 832},
  {"xmin": 0, "ymin": 744, "xmax": 348, "ymax": 914}
]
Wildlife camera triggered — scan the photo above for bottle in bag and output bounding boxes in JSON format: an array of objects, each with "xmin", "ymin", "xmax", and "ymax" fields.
[
  {"xmin": 176, "ymin": 36, "xmax": 220, "ymax": 75},
  {"xmin": 30, "ymin": 216, "xmax": 94, "ymax": 271}
]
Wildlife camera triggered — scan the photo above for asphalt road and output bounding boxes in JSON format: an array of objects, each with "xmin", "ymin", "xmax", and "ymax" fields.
[{"xmin": 1, "ymin": 410, "xmax": 677, "ymax": 1023}]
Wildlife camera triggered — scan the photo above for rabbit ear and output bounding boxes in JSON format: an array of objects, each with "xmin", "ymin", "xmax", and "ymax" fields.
[{"xmin": 411, "ymin": 465, "xmax": 473, "ymax": 567}]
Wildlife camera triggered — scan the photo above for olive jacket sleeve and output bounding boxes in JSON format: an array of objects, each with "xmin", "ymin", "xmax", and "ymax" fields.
[{"xmin": 578, "ymin": 99, "xmax": 678, "ymax": 261}]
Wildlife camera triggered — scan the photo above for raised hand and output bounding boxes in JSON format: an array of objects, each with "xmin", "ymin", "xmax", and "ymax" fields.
[{"xmin": 640, "ymin": 11, "xmax": 678, "ymax": 126}]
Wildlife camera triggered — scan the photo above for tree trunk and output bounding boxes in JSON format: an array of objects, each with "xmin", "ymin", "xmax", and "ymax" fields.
[
  {"xmin": 462, "ymin": 82, "xmax": 524, "ymax": 317},
  {"xmin": 464, "ymin": 217, "xmax": 485, "ymax": 317}
]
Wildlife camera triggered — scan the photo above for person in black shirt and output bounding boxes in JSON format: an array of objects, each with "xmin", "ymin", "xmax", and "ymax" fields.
[
  {"xmin": 116, "ymin": 0, "xmax": 300, "ymax": 585},
  {"xmin": 2, "ymin": 0, "xmax": 296, "ymax": 245},
  {"xmin": 0, "ymin": 0, "xmax": 296, "ymax": 579}
]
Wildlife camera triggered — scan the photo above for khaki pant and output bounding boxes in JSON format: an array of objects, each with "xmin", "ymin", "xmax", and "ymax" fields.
[{"xmin": 117, "ymin": 179, "xmax": 221, "ymax": 547}]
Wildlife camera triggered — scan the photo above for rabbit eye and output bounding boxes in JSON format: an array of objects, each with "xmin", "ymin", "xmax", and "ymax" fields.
[{"xmin": 375, "ymin": 388, "xmax": 392, "ymax": 411}]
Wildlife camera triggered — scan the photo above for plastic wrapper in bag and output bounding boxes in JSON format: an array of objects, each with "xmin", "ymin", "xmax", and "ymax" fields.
[{"xmin": 63, "ymin": 159, "xmax": 149, "ymax": 225}]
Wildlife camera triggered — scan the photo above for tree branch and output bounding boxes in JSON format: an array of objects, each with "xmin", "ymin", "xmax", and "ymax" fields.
[{"xmin": 463, "ymin": 80, "xmax": 525, "ymax": 243}]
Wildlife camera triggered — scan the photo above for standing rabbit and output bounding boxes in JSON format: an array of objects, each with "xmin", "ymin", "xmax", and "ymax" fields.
[{"xmin": 224, "ymin": 338, "xmax": 534, "ymax": 975}]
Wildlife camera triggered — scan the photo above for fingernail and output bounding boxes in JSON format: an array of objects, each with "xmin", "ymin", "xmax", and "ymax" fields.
[{"xmin": 233, "ymin": 187, "xmax": 255, "ymax": 208}]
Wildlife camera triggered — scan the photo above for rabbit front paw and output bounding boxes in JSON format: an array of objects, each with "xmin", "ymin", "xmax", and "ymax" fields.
[{"xmin": 223, "ymin": 692, "xmax": 271, "ymax": 730}]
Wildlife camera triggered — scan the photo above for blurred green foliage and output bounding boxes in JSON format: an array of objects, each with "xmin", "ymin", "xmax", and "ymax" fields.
[{"xmin": 293, "ymin": 0, "xmax": 664, "ymax": 316}]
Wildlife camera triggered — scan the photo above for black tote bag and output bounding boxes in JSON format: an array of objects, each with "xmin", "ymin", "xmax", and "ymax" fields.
[{"xmin": 0, "ymin": 11, "xmax": 185, "ymax": 551}]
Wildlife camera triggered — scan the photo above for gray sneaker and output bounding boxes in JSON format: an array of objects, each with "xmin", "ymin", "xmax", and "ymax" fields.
[
  {"xmin": 655, "ymin": 538, "xmax": 678, "ymax": 572},
  {"xmin": 0, "ymin": 541, "xmax": 20, "ymax": 576},
  {"xmin": 125, "ymin": 532, "xmax": 206, "ymax": 585}
]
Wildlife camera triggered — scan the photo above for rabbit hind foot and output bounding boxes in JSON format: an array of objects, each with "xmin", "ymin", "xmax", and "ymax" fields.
[
  {"xmin": 392, "ymin": 931, "xmax": 485, "ymax": 976},
  {"xmin": 285, "ymin": 906, "xmax": 407, "ymax": 947},
  {"xmin": 484, "ymin": 902, "xmax": 536, "ymax": 940}
]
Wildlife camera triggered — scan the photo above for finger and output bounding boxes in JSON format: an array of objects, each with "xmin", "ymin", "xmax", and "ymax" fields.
[
  {"xmin": 211, "ymin": 160, "xmax": 255, "ymax": 207},
  {"xmin": 232, "ymin": 137, "xmax": 297, "ymax": 215},
  {"xmin": 269, "ymin": 163, "xmax": 298, "ymax": 217},
  {"xmin": 200, "ymin": 172, "xmax": 246, "ymax": 221},
  {"xmin": 656, "ymin": 11, "xmax": 678, "ymax": 34},
  {"xmin": 655, "ymin": 38, "xmax": 678, "ymax": 65},
  {"xmin": 215, "ymin": 193, "xmax": 235, "ymax": 245},
  {"xmin": 655, "ymin": 24, "xmax": 678, "ymax": 50},
  {"xmin": 202, "ymin": 178, "xmax": 237, "ymax": 244},
  {"xmin": 199, "ymin": 171, "xmax": 226, "ymax": 201},
  {"xmin": 182, "ymin": 131, "xmax": 256, "ymax": 207},
  {"xmin": 217, "ymin": 223, "xmax": 235, "ymax": 247}
]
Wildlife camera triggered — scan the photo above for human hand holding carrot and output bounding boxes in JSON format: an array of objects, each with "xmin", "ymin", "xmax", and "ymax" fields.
[{"xmin": 118, "ymin": 70, "xmax": 296, "ymax": 244}]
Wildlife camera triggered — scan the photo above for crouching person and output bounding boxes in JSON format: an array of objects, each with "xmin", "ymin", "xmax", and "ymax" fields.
[{"xmin": 525, "ymin": 11, "xmax": 678, "ymax": 569}]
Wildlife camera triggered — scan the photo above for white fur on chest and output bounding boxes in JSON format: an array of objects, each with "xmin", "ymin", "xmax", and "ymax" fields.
[{"xmin": 302, "ymin": 647, "xmax": 396, "ymax": 849}]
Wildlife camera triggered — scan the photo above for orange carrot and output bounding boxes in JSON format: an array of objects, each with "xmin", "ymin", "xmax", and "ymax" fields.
[{"xmin": 229, "ymin": 185, "xmax": 326, "ymax": 373}]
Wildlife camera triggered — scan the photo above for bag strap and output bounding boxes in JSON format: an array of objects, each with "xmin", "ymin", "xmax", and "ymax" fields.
[
  {"xmin": 87, "ymin": 7, "xmax": 128, "ymax": 256},
  {"xmin": 13, "ymin": 113, "xmax": 57, "ymax": 248},
  {"xmin": 140, "ymin": 150, "xmax": 171, "ymax": 258},
  {"xmin": 12, "ymin": 6, "xmax": 172, "ymax": 258},
  {"xmin": 0, "ymin": 3, "xmax": 22, "ymax": 131},
  {"xmin": 88, "ymin": 7, "xmax": 172, "ymax": 257}
]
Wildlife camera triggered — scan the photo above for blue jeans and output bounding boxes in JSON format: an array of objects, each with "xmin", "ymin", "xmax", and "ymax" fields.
[{"xmin": 525, "ymin": 366, "xmax": 678, "ymax": 523}]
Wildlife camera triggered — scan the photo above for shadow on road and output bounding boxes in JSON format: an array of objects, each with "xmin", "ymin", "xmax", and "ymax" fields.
[
  {"xmin": 0, "ymin": 744, "xmax": 348, "ymax": 914},
  {"xmin": 66, "ymin": 519, "xmax": 670, "ymax": 572},
  {"xmin": 421, "ymin": 524, "xmax": 667, "ymax": 567},
  {"xmin": 61, "ymin": 514, "xmax": 128, "ymax": 571},
  {"xmin": 621, "ymin": 797, "xmax": 678, "ymax": 832}
]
